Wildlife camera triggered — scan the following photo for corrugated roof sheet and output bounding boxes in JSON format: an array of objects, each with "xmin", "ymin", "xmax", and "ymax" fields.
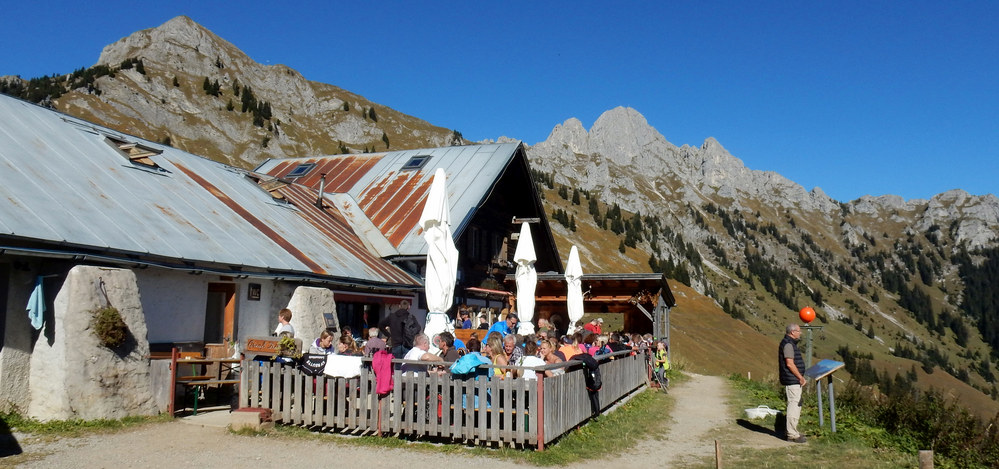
[
  {"xmin": 256, "ymin": 143, "xmax": 523, "ymax": 256},
  {"xmin": 0, "ymin": 95, "xmax": 419, "ymax": 287}
]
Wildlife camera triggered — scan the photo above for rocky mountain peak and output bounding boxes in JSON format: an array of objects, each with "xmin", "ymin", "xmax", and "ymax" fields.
[
  {"xmin": 589, "ymin": 106, "xmax": 676, "ymax": 167},
  {"xmin": 46, "ymin": 16, "xmax": 456, "ymax": 169},
  {"xmin": 98, "ymin": 16, "xmax": 241, "ymax": 75}
]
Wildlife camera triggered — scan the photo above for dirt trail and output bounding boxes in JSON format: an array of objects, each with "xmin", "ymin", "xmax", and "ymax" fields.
[{"xmin": 4, "ymin": 374, "xmax": 789, "ymax": 468}]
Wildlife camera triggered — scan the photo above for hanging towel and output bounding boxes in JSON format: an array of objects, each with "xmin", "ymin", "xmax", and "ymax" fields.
[
  {"xmin": 26, "ymin": 276, "xmax": 45, "ymax": 330},
  {"xmin": 372, "ymin": 349, "xmax": 394, "ymax": 394}
]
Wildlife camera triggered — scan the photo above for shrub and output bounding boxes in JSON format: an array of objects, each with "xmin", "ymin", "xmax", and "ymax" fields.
[{"xmin": 91, "ymin": 305, "xmax": 128, "ymax": 348}]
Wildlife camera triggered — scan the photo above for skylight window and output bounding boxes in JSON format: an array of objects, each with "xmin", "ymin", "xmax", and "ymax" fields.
[
  {"xmin": 105, "ymin": 136, "xmax": 164, "ymax": 171},
  {"xmin": 285, "ymin": 163, "xmax": 316, "ymax": 178},
  {"xmin": 402, "ymin": 155, "xmax": 431, "ymax": 170}
]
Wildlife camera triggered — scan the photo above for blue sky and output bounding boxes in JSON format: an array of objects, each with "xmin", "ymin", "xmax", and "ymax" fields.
[{"xmin": 2, "ymin": 1, "xmax": 996, "ymax": 202}]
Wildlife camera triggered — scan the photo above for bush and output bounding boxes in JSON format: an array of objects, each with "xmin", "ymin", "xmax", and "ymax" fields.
[{"xmin": 91, "ymin": 305, "xmax": 128, "ymax": 348}]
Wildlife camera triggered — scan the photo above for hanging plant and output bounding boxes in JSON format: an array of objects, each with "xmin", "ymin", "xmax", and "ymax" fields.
[{"xmin": 91, "ymin": 305, "xmax": 128, "ymax": 348}]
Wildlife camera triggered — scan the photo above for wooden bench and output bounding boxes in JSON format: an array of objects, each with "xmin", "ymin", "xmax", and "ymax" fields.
[{"xmin": 169, "ymin": 348, "xmax": 242, "ymax": 415}]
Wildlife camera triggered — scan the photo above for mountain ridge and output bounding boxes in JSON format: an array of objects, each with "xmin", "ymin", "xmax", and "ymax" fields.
[{"xmin": 42, "ymin": 16, "xmax": 463, "ymax": 168}]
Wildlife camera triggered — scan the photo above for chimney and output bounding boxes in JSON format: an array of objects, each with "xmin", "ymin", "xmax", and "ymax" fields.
[{"xmin": 316, "ymin": 173, "xmax": 326, "ymax": 208}]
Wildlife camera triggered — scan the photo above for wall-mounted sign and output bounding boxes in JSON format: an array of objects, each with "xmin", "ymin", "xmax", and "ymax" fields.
[
  {"xmin": 247, "ymin": 283, "xmax": 261, "ymax": 301},
  {"xmin": 244, "ymin": 336, "xmax": 279, "ymax": 355}
]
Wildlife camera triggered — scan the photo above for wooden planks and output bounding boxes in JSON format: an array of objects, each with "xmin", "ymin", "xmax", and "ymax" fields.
[{"xmin": 240, "ymin": 352, "xmax": 646, "ymax": 448}]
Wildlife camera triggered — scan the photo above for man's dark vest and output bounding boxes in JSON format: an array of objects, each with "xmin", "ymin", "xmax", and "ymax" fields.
[{"xmin": 778, "ymin": 335, "xmax": 806, "ymax": 385}]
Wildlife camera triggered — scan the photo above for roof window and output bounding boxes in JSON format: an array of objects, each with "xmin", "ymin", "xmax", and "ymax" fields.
[
  {"xmin": 285, "ymin": 163, "xmax": 316, "ymax": 178},
  {"xmin": 105, "ymin": 136, "xmax": 164, "ymax": 171},
  {"xmin": 402, "ymin": 155, "xmax": 431, "ymax": 170}
]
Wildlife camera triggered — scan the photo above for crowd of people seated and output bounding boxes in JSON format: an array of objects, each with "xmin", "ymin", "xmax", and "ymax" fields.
[{"xmin": 293, "ymin": 300, "xmax": 666, "ymax": 382}]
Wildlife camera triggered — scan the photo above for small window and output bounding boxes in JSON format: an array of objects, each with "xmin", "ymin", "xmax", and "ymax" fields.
[
  {"xmin": 105, "ymin": 136, "xmax": 164, "ymax": 170},
  {"xmin": 285, "ymin": 163, "xmax": 316, "ymax": 178},
  {"xmin": 401, "ymin": 155, "xmax": 431, "ymax": 170}
]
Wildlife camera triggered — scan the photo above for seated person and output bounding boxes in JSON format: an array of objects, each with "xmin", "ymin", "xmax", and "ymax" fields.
[
  {"xmin": 515, "ymin": 340, "xmax": 546, "ymax": 379},
  {"xmin": 465, "ymin": 337, "xmax": 481, "ymax": 353},
  {"xmin": 504, "ymin": 333, "xmax": 524, "ymax": 364},
  {"xmin": 362, "ymin": 327, "xmax": 386, "ymax": 357},
  {"xmin": 336, "ymin": 334, "xmax": 362, "ymax": 356},
  {"xmin": 435, "ymin": 331, "xmax": 460, "ymax": 362},
  {"xmin": 402, "ymin": 333, "xmax": 443, "ymax": 375},
  {"xmin": 540, "ymin": 338, "xmax": 565, "ymax": 377},
  {"xmin": 557, "ymin": 335, "xmax": 577, "ymax": 361},
  {"xmin": 309, "ymin": 330, "xmax": 335, "ymax": 355},
  {"xmin": 483, "ymin": 333, "xmax": 509, "ymax": 378},
  {"xmin": 537, "ymin": 317, "xmax": 552, "ymax": 334}
]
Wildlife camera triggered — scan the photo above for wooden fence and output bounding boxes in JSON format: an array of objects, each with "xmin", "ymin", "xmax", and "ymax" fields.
[{"xmin": 239, "ymin": 349, "xmax": 648, "ymax": 449}]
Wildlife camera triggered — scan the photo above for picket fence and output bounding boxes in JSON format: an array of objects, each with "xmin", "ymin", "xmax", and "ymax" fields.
[{"xmin": 239, "ymin": 349, "xmax": 648, "ymax": 449}]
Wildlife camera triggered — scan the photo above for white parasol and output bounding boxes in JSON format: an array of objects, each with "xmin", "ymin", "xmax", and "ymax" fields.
[
  {"xmin": 420, "ymin": 168, "xmax": 458, "ymax": 354},
  {"xmin": 565, "ymin": 245, "xmax": 584, "ymax": 334},
  {"xmin": 514, "ymin": 222, "xmax": 537, "ymax": 334}
]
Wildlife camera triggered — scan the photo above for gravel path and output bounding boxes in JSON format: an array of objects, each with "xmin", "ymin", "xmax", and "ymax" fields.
[{"xmin": 3, "ymin": 374, "xmax": 789, "ymax": 468}]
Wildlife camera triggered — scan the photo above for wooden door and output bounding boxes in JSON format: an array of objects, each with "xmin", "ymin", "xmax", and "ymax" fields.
[{"xmin": 204, "ymin": 283, "xmax": 236, "ymax": 343}]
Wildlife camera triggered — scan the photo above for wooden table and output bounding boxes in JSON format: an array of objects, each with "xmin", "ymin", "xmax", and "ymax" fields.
[{"xmin": 169, "ymin": 348, "xmax": 241, "ymax": 415}]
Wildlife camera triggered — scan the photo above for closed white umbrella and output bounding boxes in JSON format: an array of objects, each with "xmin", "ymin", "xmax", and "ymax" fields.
[
  {"xmin": 514, "ymin": 222, "xmax": 537, "ymax": 334},
  {"xmin": 565, "ymin": 245, "xmax": 584, "ymax": 334},
  {"xmin": 420, "ymin": 168, "xmax": 458, "ymax": 354}
]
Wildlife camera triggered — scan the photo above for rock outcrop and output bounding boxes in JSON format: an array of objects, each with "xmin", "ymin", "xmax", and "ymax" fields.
[{"xmin": 27, "ymin": 266, "xmax": 157, "ymax": 421}]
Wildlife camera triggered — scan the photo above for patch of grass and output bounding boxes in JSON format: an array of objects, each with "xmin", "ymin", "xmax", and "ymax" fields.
[
  {"xmin": 722, "ymin": 436, "xmax": 917, "ymax": 469},
  {"xmin": 725, "ymin": 374, "xmax": 918, "ymax": 468},
  {"xmin": 502, "ymin": 389, "xmax": 672, "ymax": 466},
  {"xmin": 0, "ymin": 411, "xmax": 170, "ymax": 437}
]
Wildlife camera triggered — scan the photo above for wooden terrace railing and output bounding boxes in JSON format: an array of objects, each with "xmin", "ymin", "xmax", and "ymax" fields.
[{"xmin": 239, "ymin": 349, "xmax": 648, "ymax": 449}]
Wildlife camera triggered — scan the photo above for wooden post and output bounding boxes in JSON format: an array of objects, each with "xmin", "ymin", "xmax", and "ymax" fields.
[
  {"xmin": 918, "ymin": 450, "xmax": 933, "ymax": 468},
  {"xmin": 168, "ymin": 347, "xmax": 178, "ymax": 416},
  {"xmin": 715, "ymin": 440, "xmax": 722, "ymax": 468},
  {"xmin": 536, "ymin": 370, "xmax": 546, "ymax": 451}
]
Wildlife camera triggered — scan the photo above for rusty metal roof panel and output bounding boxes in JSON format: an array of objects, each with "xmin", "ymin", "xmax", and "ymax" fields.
[
  {"xmin": 256, "ymin": 143, "xmax": 522, "ymax": 256},
  {"xmin": 0, "ymin": 95, "xmax": 419, "ymax": 286}
]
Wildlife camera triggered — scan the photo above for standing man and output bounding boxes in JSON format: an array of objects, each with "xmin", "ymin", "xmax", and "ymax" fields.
[
  {"xmin": 274, "ymin": 308, "xmax": 295, "ymax": 337},
  {"xmin": 779, "ymin": 323, "xmax": 808, "ymax": 443},
  {"xmin": 379, "ymin": 299, "xmax": 419, "ymax": 359},
  {"xmin": 488, "ymin": 313, "xmax": 519, "ymax": 338}
]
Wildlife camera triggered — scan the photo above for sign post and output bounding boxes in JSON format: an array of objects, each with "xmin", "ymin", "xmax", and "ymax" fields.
[{"xmin": 803, "ymin": 359, "xmax": 845, "ymax": 432}]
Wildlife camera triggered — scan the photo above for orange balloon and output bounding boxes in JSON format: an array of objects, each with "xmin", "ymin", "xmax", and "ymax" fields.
[{"xmin": 799, "ymin": 307, "xmax": 816, "ymax": 324}]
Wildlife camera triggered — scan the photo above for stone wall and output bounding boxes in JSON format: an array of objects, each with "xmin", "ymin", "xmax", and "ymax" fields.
[{"xmin": 27, "ymin": 265, "xmax": 157, "ymax": 421}]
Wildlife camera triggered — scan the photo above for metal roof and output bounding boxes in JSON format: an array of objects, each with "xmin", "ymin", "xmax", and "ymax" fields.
[
  {"xmin": 255, "ymin": 143, "xmax": 525, "ymax": 256},
  {"xmin": 0, "ymin": 95, "xmax": 419, "ymax": 287}
]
